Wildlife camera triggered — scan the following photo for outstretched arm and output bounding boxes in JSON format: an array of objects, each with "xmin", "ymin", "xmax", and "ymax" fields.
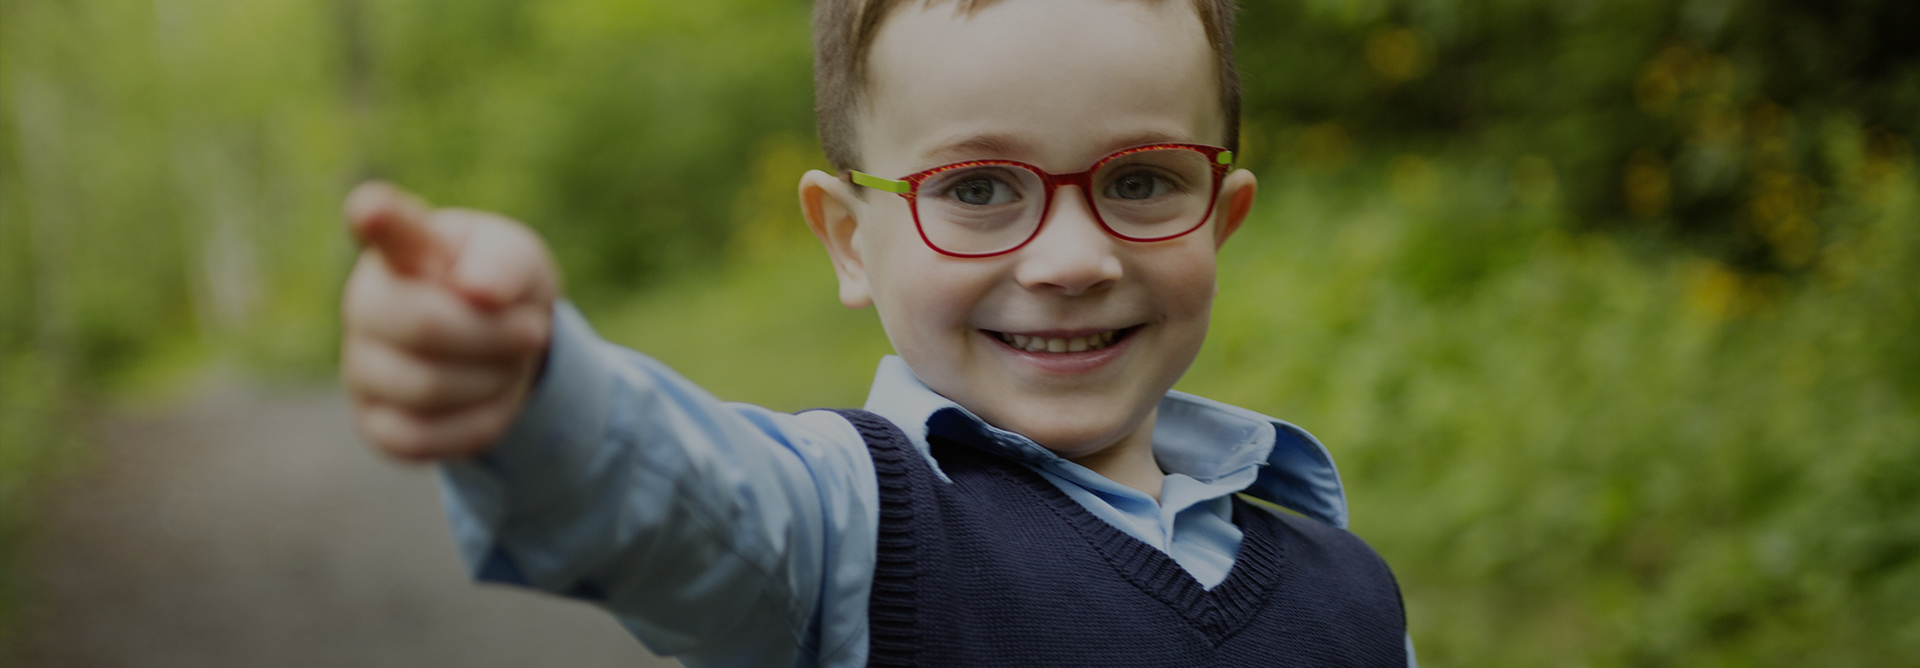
[
  {"xmin": 339, "ymin": 183, "xmax": 878, "ymax": 667},
  {"xmin": 439, "ymin": 306, "xmax": 877, "ymax": 667}
]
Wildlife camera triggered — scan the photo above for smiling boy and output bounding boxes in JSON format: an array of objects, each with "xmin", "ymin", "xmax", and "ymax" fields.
[{"xmin": 341, "ymin": 0, "xmax": 1410, "ymax": 666}]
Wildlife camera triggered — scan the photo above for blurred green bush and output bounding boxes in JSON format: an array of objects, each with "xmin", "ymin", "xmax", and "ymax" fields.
[
  {"xmin": 1, "ymin": 0, "xmax": 1915, "ymax": 663},
  {"xmin": 1237, "ymin": 0, "xmax": 1920, "ymax": 274}
]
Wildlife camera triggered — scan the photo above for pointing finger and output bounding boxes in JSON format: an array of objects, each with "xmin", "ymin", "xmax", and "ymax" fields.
[{"xmin": 345, "ymin": 181, "xmax": 453, "ymax": 279}]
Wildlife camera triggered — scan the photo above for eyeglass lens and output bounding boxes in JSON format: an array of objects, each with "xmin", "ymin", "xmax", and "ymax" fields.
[{"xmin": 915, "ymin": 147, "xmax": 1216, "ymax": 255}]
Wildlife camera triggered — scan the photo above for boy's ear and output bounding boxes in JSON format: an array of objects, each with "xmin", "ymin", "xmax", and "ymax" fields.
[
  {"xmin": 1212, "ymin": 169, "xmax": 1258, "ymax": 248},
  {"xmin": 799, "ymin": 170, "xmax": 873, "ymax": 309}
]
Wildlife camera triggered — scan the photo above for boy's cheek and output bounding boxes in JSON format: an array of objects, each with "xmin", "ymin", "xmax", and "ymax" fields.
[
  {"xmin": 863, "ymin": 269, "xmax": 964, "ymax": 361},
  {"xmin": 867, "ymin": 242, "xmax": 993, "ymax": 322},
  {"xmin": 1135, "ymin": 241, "xmax": 1220, "ymax": 303}
]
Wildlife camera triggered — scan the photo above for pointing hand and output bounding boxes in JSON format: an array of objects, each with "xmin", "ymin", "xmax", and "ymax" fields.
[{"xmin": 340, "ymin": 181, "xmax": 559, "ymax": 461}]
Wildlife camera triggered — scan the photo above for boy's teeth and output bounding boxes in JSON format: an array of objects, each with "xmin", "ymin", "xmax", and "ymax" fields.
[{"xmin": 995, "ymin": 329, "xmax": 1124, "ymax": 353}]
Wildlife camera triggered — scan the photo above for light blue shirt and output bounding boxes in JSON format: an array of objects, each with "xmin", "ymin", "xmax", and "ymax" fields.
[{"xmin": 439, "ymin": 303, "xmax": 1413, "ymax": 667}]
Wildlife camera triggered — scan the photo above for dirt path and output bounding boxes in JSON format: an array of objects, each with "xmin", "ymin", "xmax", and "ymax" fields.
[{"xmin": 10, "ymin": 380, "xmax": 672, "ymax": 667}]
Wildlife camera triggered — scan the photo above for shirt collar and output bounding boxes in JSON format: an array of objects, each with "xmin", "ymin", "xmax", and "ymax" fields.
[{"xmin": 859, "ymin": 355, "xmax": 1350, "ymax": 528}]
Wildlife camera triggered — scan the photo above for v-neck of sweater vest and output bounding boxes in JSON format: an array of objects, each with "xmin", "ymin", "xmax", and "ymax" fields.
[{"xmin": 923, "ymin": 433, "xmax": 1290, "ymax": 643}]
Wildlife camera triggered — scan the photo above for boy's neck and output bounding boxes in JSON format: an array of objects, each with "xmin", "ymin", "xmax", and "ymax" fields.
[{"xmin": 1065, "ymin": 415, "xmax": 1166, "ymax": 502}]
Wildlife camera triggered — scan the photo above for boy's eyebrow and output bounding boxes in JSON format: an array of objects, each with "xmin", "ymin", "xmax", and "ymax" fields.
[{"xmin": 922, "ymin": 133, "xmax": 1031, "ymax": 165}]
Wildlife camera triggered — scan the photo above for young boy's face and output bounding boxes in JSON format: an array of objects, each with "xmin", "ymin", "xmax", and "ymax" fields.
[{"xmin": 804, "ymin": 0, "xmax": 1256, "ymax": 459}]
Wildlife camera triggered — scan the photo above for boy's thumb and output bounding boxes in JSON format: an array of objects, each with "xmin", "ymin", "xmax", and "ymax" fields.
[
  {"xmin": 345, "ymin": 181, "xmax": 451, "ymax": 279},
  {"xmin": 447, "ymin": 212, "xmax": 560, "ymax": 311}
]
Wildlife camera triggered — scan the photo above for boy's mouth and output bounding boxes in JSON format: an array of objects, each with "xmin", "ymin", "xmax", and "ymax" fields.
[{"xmin": 984, "ymin": 326, "xmax": 1139, "ymax": 354}]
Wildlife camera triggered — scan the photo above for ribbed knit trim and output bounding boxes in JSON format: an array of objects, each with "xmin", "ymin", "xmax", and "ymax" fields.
[
  {"xmin": 933, "ymin": 435, "xmax": 1290, "ymax": 647},
  {"xmin": 826, "ymin": 409, "xmax": 920, "ymax": 668}
]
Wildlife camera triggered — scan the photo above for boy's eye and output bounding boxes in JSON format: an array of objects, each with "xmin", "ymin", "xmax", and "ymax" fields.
[
  {"xmin": 944, "ymin": 175, "xmax": 1022, "ymax": 206},
  {"xmin": 1104, "ymin": 170, "xmax": 1181, "ymax": 200}
]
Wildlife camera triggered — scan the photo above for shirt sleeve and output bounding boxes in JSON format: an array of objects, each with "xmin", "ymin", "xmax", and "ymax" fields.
[{"xmin": 437, "ymin": 302, "xmax": 879, "ymax": 668}]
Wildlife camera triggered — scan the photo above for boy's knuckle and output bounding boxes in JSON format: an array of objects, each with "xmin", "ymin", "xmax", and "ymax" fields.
[
  {"xmin": 344, "ymin": 345, "xmax": 394, "ymax": 399},
  {"xmin": 405, "ymin": 311, "xmax": 449, "ymax": 348},
  {"xmin": 385, "ymin": 427, "xmax": 436, "ymax": 460},
  {"xmin": 365, "ymin": 409, "xmax": 429, "ymax": 459},
  {"xmin": 403, "ymin": 366, "xmax": 447, "ymax": 403},
  {"xmin": 340, "ymin": 269, "xmax": 382, "ymax": 323},
  {"xmin": 480, "ymin": 366, "xmax": 517, "ymax": 398},
  {"xmin": 341, "ymin": 366, "xmax": 376, "ymax": 402},
  {"xmin": 518, "ymin": 316, "xmax": 551, "ymax": 352},
  {"xmin": 356, "ymin": 408, "xmax": 397, "ymax": 449}
]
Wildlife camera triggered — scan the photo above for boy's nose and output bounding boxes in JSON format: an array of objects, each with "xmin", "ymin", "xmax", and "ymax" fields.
[{"xmin": 1012, "ymin": 186, "xmax": 1123, "ymax": 296}]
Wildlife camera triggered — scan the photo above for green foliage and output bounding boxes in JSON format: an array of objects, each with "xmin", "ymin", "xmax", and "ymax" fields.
[
  {"xmin": 357, "ymin": 0, "xmax": 816, "ymax": 296},
  {"xmin": 1238, "ymin": 0, "xmax": 1920, "ymax": 273}
]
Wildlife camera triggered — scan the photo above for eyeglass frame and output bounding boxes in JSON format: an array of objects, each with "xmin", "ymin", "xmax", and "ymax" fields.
[{"xmin": 846, "ymin": 143, "xmax": 1236, "ymax": 258}]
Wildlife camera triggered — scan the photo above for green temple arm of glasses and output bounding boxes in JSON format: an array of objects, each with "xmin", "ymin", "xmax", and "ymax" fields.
[
  {"xmin": 849, "ymin": 171, "xmax": 910, "ymax": 194},
  {"xmin": 848, "ymin": 150, "xmax": 1233, "ymax": 194}
]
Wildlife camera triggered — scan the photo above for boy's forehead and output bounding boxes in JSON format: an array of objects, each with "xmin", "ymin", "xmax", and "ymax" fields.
[{"xmin": 858, "ymin": 0, "xmax": 1222, "ymax": 171}]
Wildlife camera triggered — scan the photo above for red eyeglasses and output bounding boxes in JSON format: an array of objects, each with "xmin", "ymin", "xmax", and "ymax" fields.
[{"xmin": 848, "ymin": 143, "xmax": 1234, "ymax": 258}]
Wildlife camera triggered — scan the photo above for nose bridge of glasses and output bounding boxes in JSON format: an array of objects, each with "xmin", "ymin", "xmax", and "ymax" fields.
[
  {"xmin": 1037, "ymin": 163, "xmax": 1099, "ymax": 216},
  {"xmin": 1042, "ymin": 177, "xmax": 1101, "ymax": 227},
  {"xmin": 1031, "ymin": 181, "xmax": 1114, "ymax": 252}
]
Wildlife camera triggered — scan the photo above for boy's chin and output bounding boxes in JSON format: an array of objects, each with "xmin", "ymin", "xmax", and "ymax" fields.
[{"xmin": 981, "ymin": 401, "xmax": 1150, "ymax": 459}]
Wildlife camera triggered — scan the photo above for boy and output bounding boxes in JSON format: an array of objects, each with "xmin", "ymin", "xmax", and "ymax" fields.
[{"xmin": 340, "ymin": 0, "xmax": 1412, "ymax": 665}]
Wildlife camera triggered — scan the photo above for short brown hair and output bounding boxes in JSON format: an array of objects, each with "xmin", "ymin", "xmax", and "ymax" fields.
[{"xmin": 812, "ymin": 0, "xmax": 1242, "ymax": 172}]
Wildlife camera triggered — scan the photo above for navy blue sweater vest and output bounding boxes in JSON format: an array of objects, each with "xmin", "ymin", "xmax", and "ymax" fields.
[{"xmin": 830, "ymin": 409, "xmax": 1407, "ymax": 667}]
